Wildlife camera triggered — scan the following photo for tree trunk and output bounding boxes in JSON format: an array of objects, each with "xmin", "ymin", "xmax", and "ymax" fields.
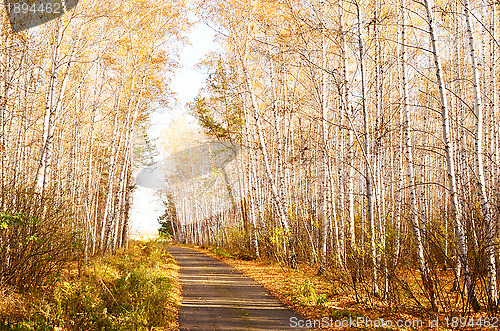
[
  {"xmin": 320, "ymin": 0, "xmax": 329, "ymax": 271},
  {"xmin": 401, "ymin": 0, "xmax": 437, "ymax": 310},
  {"xmin": 234, "ymin": 25, "xmax": 296, "ymax": 267},
  {"xmin": 422, "ymin": 0, "xmax": 480, "ymax": 312},
  {"xmin": 356, "ymin": 1, "xmax": 378, "ymax": 296},
  {"xmin": 464, "ymin": 0, "xmax": 497, "ymax": 307}
]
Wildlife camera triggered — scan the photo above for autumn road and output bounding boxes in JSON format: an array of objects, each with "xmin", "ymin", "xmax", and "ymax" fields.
[{"xmin": 167, "ymin": 246, "xmax": 307, "ymax": 331}]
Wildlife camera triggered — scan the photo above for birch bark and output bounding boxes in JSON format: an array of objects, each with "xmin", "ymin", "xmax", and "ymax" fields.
[
  {"xmin": 464, "ymin": 0, "xmax": 497, "ymax": 306},
  {"xmin": 423, "ymin": 0, "xmax": 481, "ymax": 312},
  {"xmin": 356, "ymin": 1, "xmax": 378, "ymax": 296},
  {"xmin": 401, "ymin": 0, "xmax": 437, "ymax": 310}
]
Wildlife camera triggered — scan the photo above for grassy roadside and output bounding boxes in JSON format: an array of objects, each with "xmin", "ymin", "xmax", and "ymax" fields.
[{"xmin": 0, "ymin": 240, "xmax": 181, "ymax": 331}]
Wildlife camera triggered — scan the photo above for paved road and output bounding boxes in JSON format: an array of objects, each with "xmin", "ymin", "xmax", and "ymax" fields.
[{"xmin": 167, "ymin": 246, "xmax": 307, "ymax": 331}]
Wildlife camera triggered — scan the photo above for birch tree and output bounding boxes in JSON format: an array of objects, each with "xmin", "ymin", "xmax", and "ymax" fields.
[
  {"xmin": 401, "ymin": 0, "xmax": 437, "ymax": 311},
  {"xmin": 422, "ymin": 0, "xmax": 480, "ymax": 312},
  {"xmin": 463, "ymin": 0, "xmax": 497, "ymax": 307}
]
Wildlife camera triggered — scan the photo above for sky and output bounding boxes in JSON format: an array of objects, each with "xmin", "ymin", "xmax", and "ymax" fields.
[{"xmin": 129, "ymin": 23, "xmax": 218, "ymax": 237}]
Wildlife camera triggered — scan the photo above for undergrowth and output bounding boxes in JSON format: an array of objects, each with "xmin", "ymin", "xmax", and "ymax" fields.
[
  {"xmin": 0, "ymin": 240, "xmax": 180, "ymax": 331},
  {"xmin": 291, "ymin": 279, "xmax": 328, "ymax": 308}
]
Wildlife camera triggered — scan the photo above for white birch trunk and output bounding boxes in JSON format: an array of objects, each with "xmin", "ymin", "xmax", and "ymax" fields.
[
  {"xmin": 423, "ymin": 0, "xmax": 480, "ymax": 312},
  {"xmin": 339, "ymin": 0, "xmax": 356, "ymax": 270},
  {"xmin": 401, "ymin": 0, "xmax": 437, "ymax": 310},
  {"xmin": 356, "ymin": 1, "xmax": 378, "ymax": 296},
  {"xmin": 320, "ymin": 0, "xmax": 329, "ymax": 270},
  {"xmin": 464, "ymin": 0, "xmax": 497, "ymax": 306}
]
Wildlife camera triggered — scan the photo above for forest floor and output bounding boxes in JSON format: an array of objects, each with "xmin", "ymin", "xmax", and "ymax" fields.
[
  {"xmin": 171, "ymin": 244, "xmax": 498, "ymax": 330},
  {"xmin": 0, "ymin": 240, "xmax": 180, "ymax": 331}
]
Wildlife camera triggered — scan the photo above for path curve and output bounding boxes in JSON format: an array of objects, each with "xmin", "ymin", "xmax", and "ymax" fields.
[{"xmin": 167, "ymin": 246, "xmax": 308, "ymax": 331}]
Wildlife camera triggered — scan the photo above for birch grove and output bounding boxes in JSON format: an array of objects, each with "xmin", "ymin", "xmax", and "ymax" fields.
[
  {"xmin": 172, "ymin": 0, "xmax": 500, "ymax": 313},
  {"xmin": 0, "ymin": 0, "xmax": 188, "ymax": 287},
  {"xmin": 1, "ymin": 0, "xmax": 500, "ymax": 317}
]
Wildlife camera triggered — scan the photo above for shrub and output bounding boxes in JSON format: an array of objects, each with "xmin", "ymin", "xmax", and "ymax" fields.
[
  {"xmin": 291, "ymin": 279, "xmax": 327, "ymax": 308},
  {"xmin": 0, "ymin": 210, "xmax": 81, "ymax": 290},
  {"xmin": 0, "ymin": 241, "xmax": 180, "ymax": 330}
]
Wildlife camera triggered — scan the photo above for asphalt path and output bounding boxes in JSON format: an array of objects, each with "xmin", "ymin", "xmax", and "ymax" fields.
[{"xmin": 167, "ymin": 246, "xmax": 308, "ymax": 331}]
